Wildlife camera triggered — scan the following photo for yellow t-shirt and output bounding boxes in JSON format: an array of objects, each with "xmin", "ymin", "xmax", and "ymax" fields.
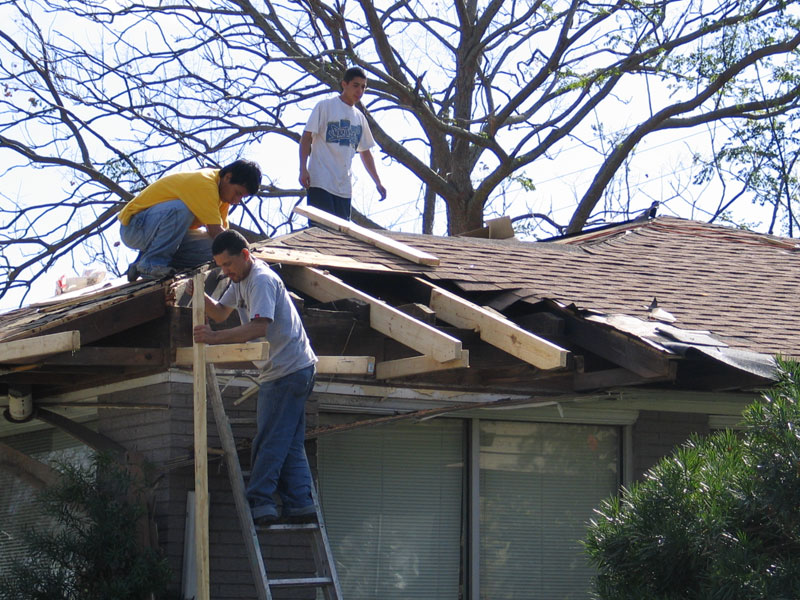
[{"xmin": 118, "ymin": 168, "xmax": 230, "ymax": 229}]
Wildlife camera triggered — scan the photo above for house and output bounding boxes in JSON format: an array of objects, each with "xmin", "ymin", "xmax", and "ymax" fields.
[{"xmin": 0, "ymin": 215, "xmax": 797, "ymax": 599}]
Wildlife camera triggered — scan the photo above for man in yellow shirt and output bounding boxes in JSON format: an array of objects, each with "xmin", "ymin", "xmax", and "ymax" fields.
[{"xmin": 119, "ymin": 159, "xmax": 262, "ymax": 281}]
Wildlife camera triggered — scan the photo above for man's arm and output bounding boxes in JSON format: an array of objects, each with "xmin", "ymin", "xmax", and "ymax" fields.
[
  {"xmin": 299, "ymin": 131, "xmax": 313, "ymax": 188},
  {"xmin": 193, "ymin": 318, "xmax": 268, "ymax": 345},
  {"xmin": 359, "ymin": 150, "xmax": 387, "ymax": 200},
  {"xmin": 205, "ymin": 224, "xmax": 224, "ymax": 238}
]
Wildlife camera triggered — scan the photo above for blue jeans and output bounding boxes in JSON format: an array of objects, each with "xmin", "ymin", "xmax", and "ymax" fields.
[
  {"xmin": 247, "ymin": 364, "xmax": 316, "ymax": 520},
  {"xmin": 307, "ymin": 187, "xmax": 351, "ymax": 221},
  {"xmin": 119, "ymin": 199, "xmax": 213, "ymax": 271}
]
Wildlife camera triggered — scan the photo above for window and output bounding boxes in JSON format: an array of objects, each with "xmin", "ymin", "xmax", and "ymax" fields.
[
  {"xmin": 0, "ymin": 427, "xmax": 94, "ymax": 576},
  {"xmin": 318, "ymin": 419, "xmax": 464, "ymax": 598},
  {"xmin": 479, "ymin": 420, "xmax": 619, "ymax": 599},
  {"xmin": 319, "ymin": 417, "xmax": 619, "ymax": 599}
]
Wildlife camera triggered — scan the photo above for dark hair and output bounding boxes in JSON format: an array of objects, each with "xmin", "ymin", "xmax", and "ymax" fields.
[
  {"xmin": 212, "ymin": 229, "xmax": 249, "ymax": 256},
  {"xmin": 343, "ymin": 67, "xmax": 367, "ymax": 83},
  {"xmin": 219, "ymin": 159, "xmax": 262, "ymax": 195}
]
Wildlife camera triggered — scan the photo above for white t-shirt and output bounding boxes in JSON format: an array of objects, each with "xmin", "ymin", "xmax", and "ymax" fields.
[
  {"xmin": 304, "ymin": 96, "xmax": 376, "ymax": 197},
  {"xmin": 219, "ymin": 260, "xmax": 317, "ymax": 381}
]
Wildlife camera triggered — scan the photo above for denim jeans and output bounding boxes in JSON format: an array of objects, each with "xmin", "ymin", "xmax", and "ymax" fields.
[
  {"xmin": 119, "ymin": 199, "xmax": 213, "ymax": 271},
  {"xmin": 247, "ymin": 364, "xmax": 316, "ymax": 520},
  {"xmin": 307, "ymin": 187, "xmax": 351, "ymax": 221}
]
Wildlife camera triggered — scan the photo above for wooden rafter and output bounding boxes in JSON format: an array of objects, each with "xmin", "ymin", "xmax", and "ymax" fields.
[
  {"xmin": 282, "ymin": 266, "xmax": 462, "ymax": 363},
  {"xmin": 375, "ymin": 350, "xmax": 470, "ymax": 380},
  {"xmin": 417, "ymin": 279, "xmax": 569, "ymax": 370},
  {"xmin": 294, "ymin": 205, "xmax": 440, "ymax": 266}
]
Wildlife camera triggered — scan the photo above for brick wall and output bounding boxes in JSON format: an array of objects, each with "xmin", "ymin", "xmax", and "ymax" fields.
[
  {"xmin": 98, "ymin": 376, "xmax": 320, "ymax": 600},
  {"xmin": 631, "ymin": 410, "xmax": 710, "ymax": 481}
]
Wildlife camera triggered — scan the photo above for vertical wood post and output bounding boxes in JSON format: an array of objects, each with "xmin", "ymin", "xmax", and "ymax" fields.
[{"xmin": 192, "ymin": 273, "xmax": 210, "ymax": 600}]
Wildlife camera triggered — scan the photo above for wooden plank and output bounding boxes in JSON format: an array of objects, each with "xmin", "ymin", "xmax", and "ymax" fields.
[
  {"xmin": 294, "ymin": 205, "xmax": 440, "ymax": 266},
  {"xmin": 424, "ymin": 282, "xmax": 569, "ymax": 370},
  {"xmin": 376, "ymin": 350, "xmax": 470, "ymax": 380},
  {"xmin": 0, "ymin": 331, "xmax": 80, "ymax": 364},
  {"xmin": 174, "ymin": 342, "xmax": 270, "ymax": 366},
  {"xmin": 251, "ymin": 246, "xmax": 395, "ymax": 272},
  {"xmin": 282, "ymin": 266, "xmax": 462, "ymax": 362},
  {"xmin": 192, "ymin": 273, "xmax": 210, "ymax": 600},
  {"xmin": 205, "ymin": 365, "xmax": 271, "ymax": 600},
  {"xmin": 316, "ymin": 355, "xmax": 375, "ymax": 375}
]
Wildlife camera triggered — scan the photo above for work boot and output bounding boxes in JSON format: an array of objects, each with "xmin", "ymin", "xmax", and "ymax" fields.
[
  {"xmin": 137, "ymin": 265, "xmax": 177, "ymax": 280},
  {"xmin": 126, "ymin": 263, "xmax": 139, "ymax": 283}
]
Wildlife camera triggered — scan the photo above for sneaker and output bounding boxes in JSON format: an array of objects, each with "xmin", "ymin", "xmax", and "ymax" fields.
[
  {"xmin": 285, "ymin": 512, "xmax": 317, "ymax": 524},
  {"xmin": 254, "ymin": 514, "xmax": 279, "ymax": 527}
]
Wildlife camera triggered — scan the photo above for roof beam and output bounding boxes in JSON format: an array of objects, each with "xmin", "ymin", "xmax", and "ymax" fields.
[
  {"xmin": 376, "ymin": 350, "xmax": 470, "ymax": 380},
  {"xmin": 282, "ymin": 266, "xmax": 462, "ymax": 363},
  {"xmin": 0, "ymin": 331, "xmax": 81, "ymax": 364},
  {"xmin": 294, "ymin": 205, "xmax": 440, "ymax": 266},
  {"xmin": 419, "ymin": 280, "xmax": 569, "ymax": 370}
]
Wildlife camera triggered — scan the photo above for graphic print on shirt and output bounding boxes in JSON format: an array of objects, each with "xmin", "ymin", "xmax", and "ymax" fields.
[{"xmin": 326, "ymin": 119, "xmax": 362, "ymax": 149}]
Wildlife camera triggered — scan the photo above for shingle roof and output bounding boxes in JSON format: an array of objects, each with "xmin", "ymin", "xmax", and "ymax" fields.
[{"xmin": 268, "ymin": 216, "xmax": 800, "ymax": 358}]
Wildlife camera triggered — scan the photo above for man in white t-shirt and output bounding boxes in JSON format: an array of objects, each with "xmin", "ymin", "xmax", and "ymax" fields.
[
  {"xmin": 192, "ymin": 230, "xmax": 318, "ymax": 525},
  {"xmin": 299, "ymin": 67, "xmax": 387, "ymax": 220}
]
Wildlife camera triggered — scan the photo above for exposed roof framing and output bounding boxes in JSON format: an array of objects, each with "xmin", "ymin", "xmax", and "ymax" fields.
[
  {"xmin": 281, "ymin": 265, "xmax": 463, "ymax": 364},
  {"xmin": 417, "ymin": 278, "xmax": 569, "ymax": 370}
]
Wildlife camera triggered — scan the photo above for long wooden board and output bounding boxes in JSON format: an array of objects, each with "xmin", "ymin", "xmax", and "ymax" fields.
[
  {"xmin": 175, "ymin": 342, "xmax": 270, "ymax": 366},
  {"xmin": 251, "ymin": 246, "xmax": 394, "ymax": 272},
  {"xmin": 294, "ymin": 205, "xmax": 440, "ymax": 266},
  {"xmin": 375, "ymin": 351, "xmax": 469, "ymax": 380},
  {"xmin": 191, "ymin": 273, "xmax": 210, "ymax": 600},
  {"xmin": 422, "ymin": 280, "xmax": 569, "ymax": 370},
  {"xmin": 0, "ymin": 331, "xmax": 80, "ymax": 363}
]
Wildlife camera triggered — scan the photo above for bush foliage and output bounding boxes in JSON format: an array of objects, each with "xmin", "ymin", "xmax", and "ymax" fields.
[
  {"xmin": 585, "ymin": 358, "xmax": 800, "ymax": 599},
  {"xmin": 0, "ymin": 453, "xmax": 172, "ymax": 600}
]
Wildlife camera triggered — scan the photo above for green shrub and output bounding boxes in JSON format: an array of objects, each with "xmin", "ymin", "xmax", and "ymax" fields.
[
  {"xmin": 585, "ymin": 358, "xmax": 800, "ymax": 600},
  {"xmin": 0, "ymin": 452, "xmax": 173, "ymax": 600}
]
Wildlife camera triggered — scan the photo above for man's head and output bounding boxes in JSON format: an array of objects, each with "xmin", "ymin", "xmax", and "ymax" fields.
[
  {"xmin": 211, "ymin": 229, "xmax": 253, "ymax": 283},
  {"xmin": 218, "ymin": 159, "xmax": 262, "ymax": 205},
  {"xmin": 340, "ymin": 67, "xmax": 368, "ymax": 107}
]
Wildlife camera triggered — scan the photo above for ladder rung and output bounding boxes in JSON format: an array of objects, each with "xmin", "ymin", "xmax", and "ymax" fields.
[
  {"xmin": 270, "ymin": 576, "xmax": 334, "ymax": 588},
  {"xmin": 259, "ymin": 522, "xmax": 319, "ymax": 531},
  {"xmin": 228, "ymin": 417, "xmax": 255, "ymax": 424}
]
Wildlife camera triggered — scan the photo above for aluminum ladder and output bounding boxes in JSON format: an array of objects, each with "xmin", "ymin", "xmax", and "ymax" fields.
[{"xmin": 206, "ymin": 364, "xmax": 343, "ymax": 600}]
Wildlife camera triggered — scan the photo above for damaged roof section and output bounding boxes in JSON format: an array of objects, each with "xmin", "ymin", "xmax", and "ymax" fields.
[{"xmin": 0, "ymin": 216, "xmax": 795, "ymax": 408}]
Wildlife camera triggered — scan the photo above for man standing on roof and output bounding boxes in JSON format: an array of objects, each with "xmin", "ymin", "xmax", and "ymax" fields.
[
  {"xmin": 299, "ymin": 66, "xmax": 387, "ymax": 221},
  {"xmin": 119, "ymin": 159, "xmax": 262, "ymax": 281},
  {"xmin": 192, "ymin": 229, "xmax": 318, "ymax": 526}
]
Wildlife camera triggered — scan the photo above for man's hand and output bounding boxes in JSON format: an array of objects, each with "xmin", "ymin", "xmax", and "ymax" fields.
[
  {"xmin": 376, "ymin": 183, "xmax": 387, "ymax": 201},
  {"xmin": 299, "ymin": 167, "xmax": 311, "ymax": 189},
  {"xmin": 193, "ymin": 324, "xmax": 219, "ymax": 344}
]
